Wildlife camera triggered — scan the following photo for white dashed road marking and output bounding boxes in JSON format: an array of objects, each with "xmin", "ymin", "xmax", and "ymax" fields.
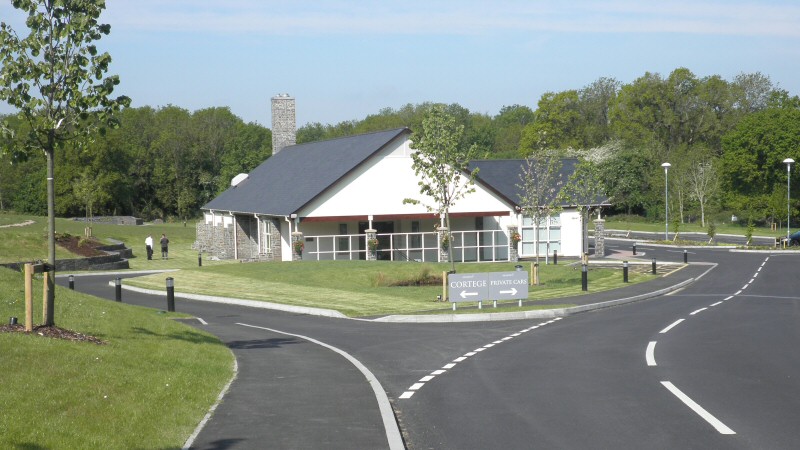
[
  {"xmin": 646, "ymin": 341, "xmax": 657, "ymax": 366},
  {"xmin": 661, "ymin": 381, "xmax": 736, "ymax": 434},
  {"xmin": 399, "ymin": 318, "xmax": 563, "ymax": 399},
  {"xmin": 647, "ymin": 256, "xmax": 768, "ymax": 436},
  {"xmin": 660, "ymin": 319, "xmax": 684, "ymax": 334}
]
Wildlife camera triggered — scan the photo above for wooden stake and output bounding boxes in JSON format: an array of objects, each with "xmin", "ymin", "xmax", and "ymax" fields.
[
  {"xmin": 24, "ymin": 263, "xmax": 33, "ymax": 332},
  {"xmin": 442, "ymin": 271, "xmax": 447, "ymax": 302},
  {"xmin": 42, "ymin": 271, "xmax": 52, "ymax": 324}
]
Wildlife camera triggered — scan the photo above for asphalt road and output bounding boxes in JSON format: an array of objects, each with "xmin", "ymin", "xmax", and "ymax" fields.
[{"xmin": 58, "ymin": 244, "xmax": 800, "ymax": 449}]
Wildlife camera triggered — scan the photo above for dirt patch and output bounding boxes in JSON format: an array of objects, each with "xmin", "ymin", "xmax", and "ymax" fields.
[
  {"xmin": 0, "ymin": 323, "xmax": 105, "ymax": 344},
  {"xmin": 55, "ymin": 234, "xmax": 107, "ymax": 257},
  {"xmin": 390, "ymin": 275, "xmax": 443, "ymax": 286}
]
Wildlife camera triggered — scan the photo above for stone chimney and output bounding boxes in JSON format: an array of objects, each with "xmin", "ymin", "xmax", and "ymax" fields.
[{"xmin": 271, "ymin": 94, "xmax": 296, "ymax": 155}]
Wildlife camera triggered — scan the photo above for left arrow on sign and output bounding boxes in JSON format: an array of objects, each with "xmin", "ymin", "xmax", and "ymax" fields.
[{"xmin": 460, "ymin": 291, "xmax": 478, "ymax": 299}]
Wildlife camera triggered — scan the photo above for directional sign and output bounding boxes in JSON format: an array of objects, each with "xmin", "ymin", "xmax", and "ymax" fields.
[
  {"xmin": 448, "ymin": 271, "xmax": 529, "ymax": 303},
  {"xmin": 488, "ymin": 271, "xmax": 528, "ymax": 300},
  {"xmin": 448, "ymin": 273, "xmax": 488, "ymax": 303}
]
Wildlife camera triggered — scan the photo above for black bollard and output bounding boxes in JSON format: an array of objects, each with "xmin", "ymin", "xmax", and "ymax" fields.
[
  {"xmin": 652, "ymin": 258, "xmax": 657, "ymax": 275},
  {"xmin": 115, "ymin": 277, "xmax": 122, "ymax": 302},
  {"xmin": 198, "ymin": 251, "xmax": 202, "ymax": 267},
  {"xmin": 623, "ymin": 261, "xmax": 629, "ymax": 283},
  {"xmin": 68, "ymin": 274, "xmax": 75, "ymax": 290},
  {"xmin": 683, "ymin": 249, "xmax": 688, "ymax": 263},
  {"xmin": 553, "ymin": 250, "xmax": 558, "ymax": 265},
  {"xmin": 632, "ymin": 243, "xmax": 637, "ymax": 255},
  {"xmin": 166, "ymin": 277, "xmax": 175, "ymax": 312},
  {"xmin": 581, "ymin": 264, "xmax": 588, "ymax": 291}
]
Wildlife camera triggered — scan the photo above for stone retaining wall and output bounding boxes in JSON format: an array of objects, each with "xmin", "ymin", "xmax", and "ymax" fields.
[
  {"xmin": 0, "ymin": 243, "xmax": 131, "ymax": 272},
  {"xmin": 72, "ymin": 216, "xmax": 143, "ymax": 226}
]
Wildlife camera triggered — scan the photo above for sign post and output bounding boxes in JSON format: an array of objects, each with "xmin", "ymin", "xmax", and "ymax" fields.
[{"xmin": 448, "ymin": 271, "xmax": 529, "ymax": 309}]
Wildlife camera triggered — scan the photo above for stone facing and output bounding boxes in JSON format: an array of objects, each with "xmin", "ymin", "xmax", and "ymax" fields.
[
  {"xmin": 271, "ymin": 94, "xmax": 296, "ymax": 155},
  {"xmin": 195, "ymin": 216, "xmax": 282, "ymax": 262}
]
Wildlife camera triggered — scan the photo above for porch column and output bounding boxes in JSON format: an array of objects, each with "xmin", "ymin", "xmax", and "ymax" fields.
[
  {"xmin": 291, "ymin": 232, "xmax": 304, "ymax": 261},
  {"xmin": 507, "ymin": 225, "xmax": 520, "ymax": 262},
  {"xmin": 365, "ymin": 229, "xmax": 378, "ymax": 261},
  {"xmin": 594, "ymin": 218, "xmax": 605, "ymax": 258},
  {"xmin": 437, "ymin": 227, "xmax": 450, "ymax": 263}
]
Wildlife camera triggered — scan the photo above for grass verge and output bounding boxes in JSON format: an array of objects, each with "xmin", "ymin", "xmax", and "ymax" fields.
[
  {"xmin": 123, "ymin": 260, "xmax": 654, "ymax": 317},
  {"xmin": 0, "ymin": 212, "xmax": 235, "ymax": 270},
  {"xmin": 0, "ymin": 267, "xmax": 234, "ymax": 449}
]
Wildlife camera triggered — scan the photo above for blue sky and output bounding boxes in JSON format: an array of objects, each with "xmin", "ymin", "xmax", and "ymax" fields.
[{"xmin": 2, "ymin": 0, "xmax": 799, "ymax": 127}]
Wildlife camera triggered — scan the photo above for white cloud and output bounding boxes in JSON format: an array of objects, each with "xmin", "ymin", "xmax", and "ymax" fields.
[{"xmin": 97, "ymin": 0, "xmax": 800, "ymax": 37}]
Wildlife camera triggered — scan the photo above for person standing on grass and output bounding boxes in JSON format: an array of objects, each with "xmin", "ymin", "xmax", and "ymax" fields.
[
  {"xmin": 160, "ymin": 233, "xmax": 169, "ymax": 259},
  {"xmin": 145, "ymin": 234, "xmax": 154, "ymax": 260}
]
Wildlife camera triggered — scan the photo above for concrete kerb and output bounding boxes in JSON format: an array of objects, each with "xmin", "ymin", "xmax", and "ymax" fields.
[
  {"xmin": 115, "ymin": 283, "xmax": 349, "ymax": 318},
  {"xmin": 373, "ymin": 274, "xmax": 701, "ymax": 324}
]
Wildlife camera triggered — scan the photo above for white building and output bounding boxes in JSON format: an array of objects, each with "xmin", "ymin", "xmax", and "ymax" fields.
[{"xmin": 196, "ymin": 126, "xmax": 604, "ymax": 263}]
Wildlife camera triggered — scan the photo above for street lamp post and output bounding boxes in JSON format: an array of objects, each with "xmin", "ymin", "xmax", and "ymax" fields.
[
  {"xmin": 784, "ymin": 158, "xmax": 794, "ymax": 241},
  {"xmin": 661, "ymin": 162, "xmax": 671, "ymax": 240}
]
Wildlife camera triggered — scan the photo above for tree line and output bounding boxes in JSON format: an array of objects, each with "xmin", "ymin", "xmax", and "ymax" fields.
[{"xmin": 1, "ymin": 67, "xmax": 798, "ymax": 226}]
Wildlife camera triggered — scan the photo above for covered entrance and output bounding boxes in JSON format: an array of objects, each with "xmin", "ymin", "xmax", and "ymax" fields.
[{"xmin": 359, "ymin": 221, "xmax": 394, "ymax": 260}]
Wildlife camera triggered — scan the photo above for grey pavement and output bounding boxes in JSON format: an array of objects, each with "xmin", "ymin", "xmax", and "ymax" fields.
[{"xmin": 57, "ymin": 257, "xmax": 707, "ymax": 449}]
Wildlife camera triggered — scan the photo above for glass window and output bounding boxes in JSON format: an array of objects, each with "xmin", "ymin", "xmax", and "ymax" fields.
[
  {"xmin": 538, "ymin": 228, "xmax": 548, "ymax": 240},
  {"xmin": 338, "ymin": 224, "xmax": 349, "ymax": 251},
  {"xmin": 522, "ymin": 228, "xmax": 535, "ymax": 241}
]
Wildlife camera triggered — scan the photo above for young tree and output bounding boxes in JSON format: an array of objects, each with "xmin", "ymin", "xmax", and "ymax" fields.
[
  {"xmin": 517, "ymin": 148, "xmax": 564, "ymax": 282},
  {"xmin": 405, "ymin": 104, "xmax": 480, "ymax": 272},
  {"xmin": 0, "ymin": 0, "xmax": 129, "ymax": 325},
  {"xmin": 688, "ymin": 159, "xmax": 719, "ymax": 228}
]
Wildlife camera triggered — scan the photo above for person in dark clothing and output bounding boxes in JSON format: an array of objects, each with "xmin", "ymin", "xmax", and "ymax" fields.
[{"xmin": 160, "ymin": 233, "xmax": 169, "ymax": 259}]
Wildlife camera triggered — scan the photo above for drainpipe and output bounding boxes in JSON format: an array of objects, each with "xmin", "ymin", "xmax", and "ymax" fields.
[
  {"xmin": 284, "ymin": 216, "xmax": 293, "ymax": 261},
  {"xmin": 231, "ymin": 212, "xmax": 238, "ymax": 260},
  {"xmin": 254, "ymin": 213, "xmax": 261, "ymax": 255}
]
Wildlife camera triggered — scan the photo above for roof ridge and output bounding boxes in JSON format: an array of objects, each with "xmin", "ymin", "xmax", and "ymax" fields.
[{"xmin": 288, "ymin": 127, "xmax": 409, "ymax": 149}]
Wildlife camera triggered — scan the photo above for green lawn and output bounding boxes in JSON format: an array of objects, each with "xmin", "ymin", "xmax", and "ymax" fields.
[
  {"xmin": 2, "ymin": 212, "xmax": 654, "ymax": 317},
  {"xmin": 0, "ymin": 212, "xmax": 235, "ymax": 270},
  {"xmin": 604, "ymin": 217, "xmax": 785, "ymax": 238},
  {"xmin": 0, "ymin": 267, "xmax": 234, "ymax": 449},
  {"xmin": 123, "ymin": 260, "xmax": 655, "ymax": 317}
]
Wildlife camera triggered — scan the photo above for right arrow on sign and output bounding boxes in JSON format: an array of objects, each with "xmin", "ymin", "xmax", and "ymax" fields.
[{"xmin": 499, "ymin": 288, "xmax": 517, "ymax": 296}]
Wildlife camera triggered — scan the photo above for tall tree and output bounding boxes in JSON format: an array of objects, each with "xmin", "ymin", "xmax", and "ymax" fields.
[
  {"xmin": 405, "ymin": 104, "xmax": 480, "ymax": 272},
  {"xmin": 521, "ymin": 90, "xmax": 582, "ymax": 152},
  {"xmin": 0, "ymin": 0, "xmax": 129, "ymax": 325},
  {"xmin": 719, "ymin": 107, "xmax": 800, "ymax": 219},
  {"xmin": 578, "ymin": 77, "xmax": 620, "ymax": 147},
  {"xmin": 492, "ymin": 104, "xmax": 534, "ymax": 157}
]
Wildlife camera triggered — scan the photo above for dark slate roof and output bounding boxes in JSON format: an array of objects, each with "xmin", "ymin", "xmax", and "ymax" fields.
[
  {"xmin": 203, "ymin": 128, "xmax": 410, "ymax": 216},
  {"xmin": 469, "ymin": 158, "xmax": 609, "ymax": 207}
]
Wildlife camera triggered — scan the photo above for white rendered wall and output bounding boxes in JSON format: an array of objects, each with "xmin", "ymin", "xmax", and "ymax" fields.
[
  {"xmin": 204, "ymin": 211, "xmax": 235, "ymax": 227},
  {"xmin": 558, "ymin": 210, "xmax": 583, "ymax": 257},
  {"xmin": 300, "ymin": 137, "xmax": 513, "ymax": 219}
]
